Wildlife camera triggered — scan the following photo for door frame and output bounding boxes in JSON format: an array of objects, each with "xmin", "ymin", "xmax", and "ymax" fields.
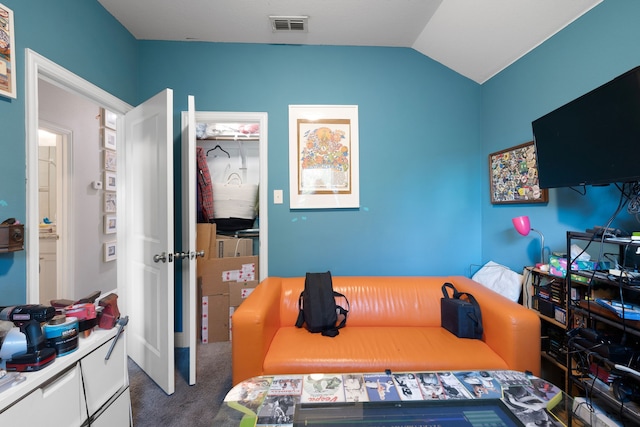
[{"xmin": 25, "ymin": 49, "xmax": 132, "ymax": 302}]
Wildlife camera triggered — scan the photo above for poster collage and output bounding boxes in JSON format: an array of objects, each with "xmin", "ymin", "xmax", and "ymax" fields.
[{"xmin": 224, "ymin": 370, "xmax": 566, "ymax": 427}]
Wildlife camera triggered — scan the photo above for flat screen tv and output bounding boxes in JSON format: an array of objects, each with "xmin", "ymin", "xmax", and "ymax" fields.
[
  {"xmin": 293, "ymin": 400, "xmax": 525, "ymax": 427},
  {"xmin": 532, "ymin": 65, "xmax": 640, "ymax": 189}
]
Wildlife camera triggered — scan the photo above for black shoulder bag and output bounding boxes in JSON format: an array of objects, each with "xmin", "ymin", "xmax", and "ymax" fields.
[{"xmin": 441, "ymin": 282, "xmax": 483, "ymax": 339}]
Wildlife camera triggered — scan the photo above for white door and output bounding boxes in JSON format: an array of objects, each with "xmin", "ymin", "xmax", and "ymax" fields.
[
  {"xmin": 181, "ymin": 95, "xmax": 198, "ymax": 385},
  {"xmin": 124, "ymin": 89, "xmax": 175, "ymax": 395}
]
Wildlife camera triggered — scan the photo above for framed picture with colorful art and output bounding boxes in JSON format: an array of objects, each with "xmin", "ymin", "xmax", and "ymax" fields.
[
  {"xmin": 489, "ymin": 141, "xmax": 548, "ymax": 204},
  {"xmin": 288, "ymin": 105, "xmax": 359, "ymax": 209},
  {"xmin": 0, "ymin": 3, "xmax": 16, "ymax": 99}
]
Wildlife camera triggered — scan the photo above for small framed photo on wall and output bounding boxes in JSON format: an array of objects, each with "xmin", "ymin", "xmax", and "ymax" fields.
[
  {"xmin": 104, "ymin": 241, "xmax": 117, "ymax": 262},
  {"xmin": 104, "ymin": 192, "xmax": 116, "ymax": 213},
  {"xmin": 104, "ymin": 214, "xmax": 117, "ymax": 234},
  {"xmin": 104, "ymin": 171, "xmax": 116, "ymax": 191},
  {"xmin": 104, "ymin": 150, "xmax": 116, "ymax": 171},
  {"xmin": 102, "ymin": 128, "xmax": 116, "ymax": 151},
  {"xmin": 100, "ymin": 108, "xmax": 117, "ymax": 130}
]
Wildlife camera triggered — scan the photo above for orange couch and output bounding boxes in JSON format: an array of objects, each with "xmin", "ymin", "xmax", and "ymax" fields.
[{"xmin": 231, "ymin": 276, "xmax": 540, "ymax": 385}]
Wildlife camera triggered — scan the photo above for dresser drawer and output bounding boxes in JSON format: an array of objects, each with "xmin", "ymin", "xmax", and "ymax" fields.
[
  {"xmin": 0, "ymin": 363, "xmax": 87, "ymax": 426},
  {"xmin": 91, "ymin": 387, "xmax": 131, "ymax": 427},
  {"xmin": 80, "ymin": 333, "xmax": 127, "ymax": 416}
]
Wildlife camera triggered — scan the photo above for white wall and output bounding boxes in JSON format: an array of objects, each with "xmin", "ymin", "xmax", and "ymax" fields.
[{"xmin": 39, "ymin": 80, "xmax": 117, "ymax": 300}]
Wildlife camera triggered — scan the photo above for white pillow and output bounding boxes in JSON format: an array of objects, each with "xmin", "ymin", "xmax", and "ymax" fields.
[{"xmin": 471, "ymin": 261, "xmax": 523, "ymax": 302}]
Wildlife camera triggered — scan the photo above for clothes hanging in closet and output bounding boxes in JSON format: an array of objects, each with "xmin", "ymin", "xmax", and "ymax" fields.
[{"xmin": 196, "ymin": 146, "xmax": 214, "ymax": 223}]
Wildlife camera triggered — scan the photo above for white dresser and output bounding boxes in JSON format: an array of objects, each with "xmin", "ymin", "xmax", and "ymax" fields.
[{"xmin": 0, "ymin": 328, "xmax": 131, "ymax": 426}]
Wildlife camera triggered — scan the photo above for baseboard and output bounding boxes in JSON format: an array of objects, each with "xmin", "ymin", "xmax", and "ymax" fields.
[{"xmin": 174, "ymin": 331, "xmax": 188, "ymax": 348}]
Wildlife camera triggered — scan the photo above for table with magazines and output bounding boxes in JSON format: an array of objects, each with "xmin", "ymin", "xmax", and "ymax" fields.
[{"xmin": 213, "ymin": 369, "xmax": 581, "ymax": 427}]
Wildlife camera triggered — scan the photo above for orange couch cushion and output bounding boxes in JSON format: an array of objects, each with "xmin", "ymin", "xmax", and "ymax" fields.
[{"xmin": 264, "ymin": 326, "xmax": 509, "ymax": 375}]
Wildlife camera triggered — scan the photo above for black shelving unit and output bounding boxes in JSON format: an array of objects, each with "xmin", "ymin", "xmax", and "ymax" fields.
[
  {"xmin": 525, "ymin": 266, "xmax": 569, "ymax": 391},
  {"xmin": 565, "ymin": 231, "xmax": 640, "ymax": 424}
]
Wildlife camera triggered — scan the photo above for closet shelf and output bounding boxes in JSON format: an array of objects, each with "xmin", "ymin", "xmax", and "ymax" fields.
[{"xmin": 197, "ymin": 136, "xmax": 259, "ymax": 141}]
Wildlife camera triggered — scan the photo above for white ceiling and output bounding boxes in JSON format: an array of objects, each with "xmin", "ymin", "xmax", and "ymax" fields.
[{"xmin": 98, "ymin": 0, "xmax": 602, "ymax": 84}]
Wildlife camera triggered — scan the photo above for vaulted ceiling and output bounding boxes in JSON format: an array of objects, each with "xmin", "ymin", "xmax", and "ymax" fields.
[{"xmin": 98, "ymin": 0, "xmax": 602, "ymax": 83}]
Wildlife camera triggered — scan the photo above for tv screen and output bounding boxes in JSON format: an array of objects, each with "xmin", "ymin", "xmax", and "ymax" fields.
[
  {"xmin": 532, "ymin": 66, "xmax": 640, "ymax": 189},
  {"xmin": 293, "ymin": 400, "xmax": 525, "ymax": 427}
]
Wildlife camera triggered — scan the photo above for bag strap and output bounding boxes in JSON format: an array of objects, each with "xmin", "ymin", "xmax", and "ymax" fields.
[
  {"xmin": 458, "ymin": 292, "xmax": 484, "ymax": 337},
  {"xmin": 442, "ymin": 282, "xmax": 457, "ymax": 299},
  {"xmin": 226, "ymin": 172, "xmax": 242, "ymax": 184},
  {"xmin": 295, "ymin": 291, "xmax": 305, "ymax": 328}
]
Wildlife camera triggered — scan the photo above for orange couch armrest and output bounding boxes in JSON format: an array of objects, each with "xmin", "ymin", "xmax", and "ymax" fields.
[
  {"xmin": 232, "ymin": 277, "xmax": 283, "ymax": 385},
  {"xmin": 449, "ymin": 276, "xmax": 541, "ymax": 376}
]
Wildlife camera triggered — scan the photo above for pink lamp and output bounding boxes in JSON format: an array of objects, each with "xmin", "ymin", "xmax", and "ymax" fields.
[{"xmin": 512, "ymin": 215, "xmax": 546, "ymax": 266}]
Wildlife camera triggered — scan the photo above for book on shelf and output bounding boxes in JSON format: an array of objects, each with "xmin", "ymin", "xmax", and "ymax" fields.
[{"xmin": 595, "ymin": 298, "xmax": 640, "ymax": 320}]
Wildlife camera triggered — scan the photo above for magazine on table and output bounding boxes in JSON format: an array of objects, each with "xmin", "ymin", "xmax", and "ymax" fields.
[{"xmin": 300, "ymin": 373, "xmax": 346, "ymax": 403}]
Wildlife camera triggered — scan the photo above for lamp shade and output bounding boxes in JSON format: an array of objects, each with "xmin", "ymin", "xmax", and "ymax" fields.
[{"xmin": 512, "ymin": 216, "xmax": 531, "ymax": 236}]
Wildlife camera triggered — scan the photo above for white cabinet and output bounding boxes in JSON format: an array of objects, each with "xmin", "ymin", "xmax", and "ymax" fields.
[
  {"xmin": 0, "ymin": 328, "xmax": 130, "ymax": 427},
  {"xmin": 1, "ymin": 364, "xmax": 86, "ymax": 425}
]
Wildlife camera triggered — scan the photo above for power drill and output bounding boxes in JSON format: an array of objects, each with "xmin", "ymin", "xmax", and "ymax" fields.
[
  {"xmin": 0, "ymin": 304, "xmax": 56, "ymax": 324},
  {"xmin": 0, "ymin": 305, "xmax": 57, "ymax": 371}
]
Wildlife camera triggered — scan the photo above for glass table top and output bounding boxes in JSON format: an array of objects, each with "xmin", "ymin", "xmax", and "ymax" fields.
[{"xmin": 213, "ymin": 370, "xmax": 581, "ymax": 427}]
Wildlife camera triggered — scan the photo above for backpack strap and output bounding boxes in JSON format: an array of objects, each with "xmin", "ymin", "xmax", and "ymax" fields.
[
  {"xmin": 333, "ymin": 291, "xmax": 349, "ymax": 330},
  {"xmin": 320, "ymin": 292, "xmax": 350, "ymax": 337},
  {"xmin": 295, "ymin": 291, "xmax": 305, "ymax": 328}
]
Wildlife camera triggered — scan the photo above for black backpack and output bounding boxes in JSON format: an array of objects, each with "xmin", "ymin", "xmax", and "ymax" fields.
[{"xmin": 295, "ymin": 271, "xmax": 349, "ymax": 337}]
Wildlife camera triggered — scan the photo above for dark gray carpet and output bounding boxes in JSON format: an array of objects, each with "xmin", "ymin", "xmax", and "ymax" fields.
[{"xmin": 128, "ymin": 341, "xmax": 232, "ymax": 427}]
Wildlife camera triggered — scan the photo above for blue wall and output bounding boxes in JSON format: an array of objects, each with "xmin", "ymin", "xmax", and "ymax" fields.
[
  {"xmin": 3, "ymin": 0, "xmax": 640, "ymax": 305},
  {"xmin": 481, "ymin": 0, "xmax": 640, "ymax": 271},
  {"xmin": 0, "ymin": 0, "xmax": 137, "ymax": 304},
  {"xmin": 137, "ymin": 42, "xmax": 482, "ymax": 278}
]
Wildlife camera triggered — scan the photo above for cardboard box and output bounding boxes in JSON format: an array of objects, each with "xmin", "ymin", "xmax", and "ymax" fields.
[
  {"xmin": 199, "ymin": 274, "xmax": 228, "ymax": 297},
  {"xmin": 197, "ymin": 256, "xmax": 259, "ymax": 342},
  {"xmin": 196, "ymin": 223, "xmax": 216, "ymax": 259},
  {"xmin": 229, "ymin": 280, "xmax": 259, "ymax": 307},
  {"xmin": 200, "ymin": 294, "xmax": 230, "ymax": 343},
  {"xmin": 198, "ymin": 255, "xmax": 259, "ymax": 282},
  {"xmin": 198, "ymin": 275, "xmax": 230, "ymax": 343},
  {"xmin": 229, "ymin": 306, "xmax": 235, "ymax": 341},
  {"xmin": 215, "ymin": 235, "xmax": 253, "ymax": 258}
]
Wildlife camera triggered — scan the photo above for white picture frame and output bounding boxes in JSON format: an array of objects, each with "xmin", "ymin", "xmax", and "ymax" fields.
[
  {"xmin": 104, "ymin": 214, "xmax": 116, "ymax": 234},
  {"xmin": 0, "ymin": 3, "xmax": 16, "ymax": 99},
  {"xmin": 104, "ymin": 149, "xmax": 116, "ymax": 171},
  {"xmin": 101, "ymin": 108, "xmax": 117, "ymax": 130},
  {"xmin": 289, "ymin": 105, "xmax": 360, "ymax": 209},
  {"xmin": 104, "ymin": 241, "xmax": 117, "ymax": 262},
  {"xmin": 104, "ymin": 192, "xmax": 116, "ymax": 213},
  {"xmin": 104, "ymin": 171, "xmax": 116, "ymax": 191},
  {"xmin": 103, "ymin": 127, "xmax": 116, "ymax": 151}
]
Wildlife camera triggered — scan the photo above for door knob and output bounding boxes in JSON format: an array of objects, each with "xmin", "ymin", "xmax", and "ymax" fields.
[
  {"xmin": 188, "ymin": 250, "xmax": 205, "ymax": 260},
  {"xmin": 153, "ymin": 252, "xmax": 167, "ymax": 263}
]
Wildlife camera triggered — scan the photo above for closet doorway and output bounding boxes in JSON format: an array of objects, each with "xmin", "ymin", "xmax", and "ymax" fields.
[{"xmin": 190, "ymin": 111, "xmax": 268, "ymax": 279}]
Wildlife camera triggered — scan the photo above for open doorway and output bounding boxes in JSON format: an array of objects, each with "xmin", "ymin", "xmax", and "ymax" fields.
[
  {"xmin": 32, "ymin": 79, "xmax": 116, "ymax": 303},
  {"xmin": 189, "ymin": 111, "xmax": 268, "ymax": 282},
  {"xmin": 37, "ymin": 126, "xmax": 71, "ymax": 304}
]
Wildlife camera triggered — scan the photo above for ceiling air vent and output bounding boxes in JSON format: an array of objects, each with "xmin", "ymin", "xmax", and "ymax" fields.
[{"xmin": 269, "ymin": 15, "xmax": 308, "ymax": 33}]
